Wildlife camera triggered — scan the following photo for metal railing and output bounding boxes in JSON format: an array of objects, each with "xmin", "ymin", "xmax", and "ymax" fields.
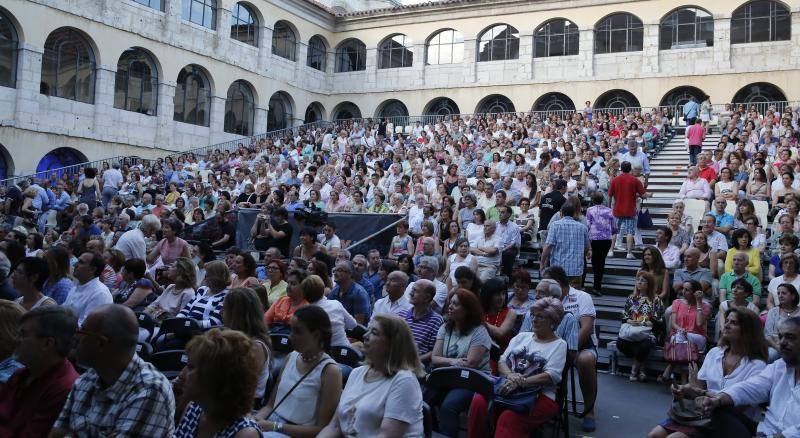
[{"xmin": 0, "ymin": 156, "xmax": 143, "ymax": 188}]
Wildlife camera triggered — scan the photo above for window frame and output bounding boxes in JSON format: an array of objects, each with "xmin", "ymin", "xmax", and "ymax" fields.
[
  {"xmin": 0, "ymin": 10, "xmax": 19, "ymax": 88},
  {"xmin": 224, "ymin": 80, "xmax": 255, "ymax": 136},
  {"xmin": 659, "ymin": 7, "xmax": 714, "ymax": 49},
  {"xmin": 272, "ymin": 21, "xmax": 297, "ymax": 61},
  {"xmin": 230, "ymin": 2, "xmax": 258, "ymax": 46},
  {"xmin": 40, "ymin": 28, "xmax": 96, "ymax": 103},
  {"xmin": 534, "ymin": 19, "xmax": 579, "ymax": 58},
  {"xmin": 131, "ymin": 0, "xmax": 164, "ymax": 11},
  {"xmin": 426, "ymin": 29, "xmax": 464, "ymax": 65},
  {"xmin": 173, "ymin": 65, "xmax": 211, "ymax": 127},
  {"xmin": 731, "ymin": 0, "xmax": 791, "ymax": 44},
  {"xmin": 114, "ymin": 49, "xmax": 159, "ymax": 116},
  {"xmin": 477, "ymin": 24, "xmax": 520, "ymax": 62},
  {"xmin": 182, "ymin": 0, "xmax": 216, "ymax": 30},
  {"xmin": 335, "ymin": 39, "xmax": 367, "ymax": 73},
  {"xmin": 594, "ymin": 13, "xmax": 644, "ymax": 54},
  {"xmin": 377, "ymin": 34, "xmax": 414, "ymax": 69},
  {"xmin": 306, "ymin": 35, "xmax": 328, "ymax": 71}
]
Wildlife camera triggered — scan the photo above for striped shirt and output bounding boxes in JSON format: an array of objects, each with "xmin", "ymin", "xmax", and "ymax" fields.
[
  {"xmin": 54, "ymin": 355, "xmax": 175, "ymax": 436},
  {"xmin": 399, "ymin": 308, "xmax": 444, "ymax": 356},
  {"xmin": 176, "ymin": 287, "xmax": 228, "ymax": 328},
  {"xmin": 545, "ymin": 217, "xmax": 590, "ymax": 277}
]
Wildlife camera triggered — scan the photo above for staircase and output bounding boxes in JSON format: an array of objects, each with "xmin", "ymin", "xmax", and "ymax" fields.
[{"xmin": 521, "ymin": 130, "xmax": 721, "ymax": 369}]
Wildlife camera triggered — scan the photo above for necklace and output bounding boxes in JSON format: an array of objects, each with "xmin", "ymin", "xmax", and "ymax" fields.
[
  {"xmin": 301, "ymin": 351, "xmax": 322, "ymax": 363},
  {"xmin": 780, "ymin": 306, "xmax": 799, "ymax": 318}
]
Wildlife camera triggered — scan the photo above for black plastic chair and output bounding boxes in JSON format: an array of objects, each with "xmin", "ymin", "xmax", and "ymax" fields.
[
  {"xmin": 135, "ymin": 312, "xmax": 155, "ymax": 342},
  {"xmin": 330, "ymin": 344, "xmax": 364, "ymax": 368},
  {"xmin": 149, "ymin": 349, "xmax": 188, "ymax": 379},
  {"xmin": 346, "ymin": 324, "xmax": 368, "ymax": 342},
  {"xmin": 425, "ymin": 366, "xmax": 495, "ymax": 437},
  {"xmin": 135, "ymin": 342, "xmax": 153, "ymax": 362},
  {"xmin": 270, "ymin": 333, "xmax": 293, "ymax": 355},
  {"xmin": 541, "ymin": 366, "xmax": 571, "ymax": 438},
  {"xmin": 150, "ymin": 317, "xmax": 202, "ymax": 352},
  {"xmin": 422, "ymin": 401, "xmax": 433, "ymax": 438}
]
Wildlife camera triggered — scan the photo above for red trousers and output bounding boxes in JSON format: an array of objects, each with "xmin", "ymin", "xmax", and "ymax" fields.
[{"xmin": 466, "ymin": 392, "xmax": 559, "ymax": 438}]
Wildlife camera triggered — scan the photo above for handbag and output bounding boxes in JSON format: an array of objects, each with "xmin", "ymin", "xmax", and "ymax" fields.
[
  {"xmin": 492, "ymin": 377, "xmax": 542, "ymax": 413},
  {"xmin": 664, "ymin": 335, "xmax": 699, "ymax": 364},
  {"xmin": 618, "ymin": 323, "xmax": 652, "ymax": 342},
  {"xmin": 637, "ymin": 208, "xmax": 654, "ymax": 229},
  {"xmin": 667, "ymin": 397, "xmax": 711, "ymax": 428}
]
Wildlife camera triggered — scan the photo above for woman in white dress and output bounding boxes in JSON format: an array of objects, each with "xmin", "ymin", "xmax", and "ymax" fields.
[{"xmin": 445, "ymin": 237, "xmax": 478, "ymax": 290}]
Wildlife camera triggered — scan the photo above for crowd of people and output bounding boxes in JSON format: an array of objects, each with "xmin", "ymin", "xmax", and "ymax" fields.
[{"xmin": 0, "ymin": 99, "xmax": 798, "ymax": 437}]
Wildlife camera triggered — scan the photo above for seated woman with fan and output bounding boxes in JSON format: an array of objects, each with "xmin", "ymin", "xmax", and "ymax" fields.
[
  {"xmin": 647, "ymin": 307, "xmax": 767, "ymax": 438},
  {"xmin": 616, "ymin": 271, "xmax": 664, "ymax": 382}
]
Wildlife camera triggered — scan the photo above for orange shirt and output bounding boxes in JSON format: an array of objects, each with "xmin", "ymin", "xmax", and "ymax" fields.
[{"xmin": 264, "ymin": 296, "xmax": 309, "ymax": 326}]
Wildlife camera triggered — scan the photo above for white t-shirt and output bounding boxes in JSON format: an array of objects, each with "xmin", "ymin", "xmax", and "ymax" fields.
[
  {"xmin": 336, "ymin": 367, "xmax": 423, "ymax": 437},
  {"xmin": 500, "ymin": 333, "xmax": 567, "ymax": 400},
  {"xmin": 697, "ymin": 346, "xmax": 766, "ymax": 420},
  {"xmin": 114, "ymin": 228, "xmax": 147, "ymax": 261},
  {"xmin": 766, "ymin": 274, "xmax": 800, "ymax": 306},
  {"xmin": 312, "ymin": 297, "xmax": 357, "ymax": 347},
  {"xmin": 404, "ymin": 279, "xmax": 448, "ymax": 314},
  {"xmin": 562, "ymin": 287, "xmax": 597, "ymax": 347}
]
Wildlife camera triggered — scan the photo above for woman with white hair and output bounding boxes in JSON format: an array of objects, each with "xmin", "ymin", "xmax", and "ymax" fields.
[{"xmin": 467, "ymin": 297, "xmax": 567, "ymax": 438}]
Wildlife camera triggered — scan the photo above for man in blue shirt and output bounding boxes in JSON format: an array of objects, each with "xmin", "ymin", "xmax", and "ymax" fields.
[
  {"xmin": 351, "ymin": 254, "xmax": 377, "ymax": 302},
  {"xmin": 709, "ymin": 197, "xmax": 734, "ymax": 237},
  {"xmin": 329, "ymin": 260, "xmax": 370, "ymax": 324},
  {"xmin": 683, "ymin": 96, "xmax": 699, "ymax": 126}
]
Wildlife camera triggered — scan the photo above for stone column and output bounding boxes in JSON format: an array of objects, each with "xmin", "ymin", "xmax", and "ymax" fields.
[
  {"xmin": 712, "ymin": 17, "xmax": 732, "ymax": 70},
  {"xmin": 254, "ymin": 106, "xmax": 268, "ymax": 134},
  {"xmin": 155, "ymin": 81, "xmax": 177, "ymax": 149},
  {"xmin": 215, "ymin": 5, "xmax": 232, "ymax": 54},
  {"xmin": 577, "ymin": 28, "xmax": 594, "ymax": 77},
  {"xmin": 791, "ymin": 11, "xmax": 800, "ymax": 66},
  {"xmin": 518, "ymin": 33, "xmax": 534, "ymax": 80},
  {"xmin": 364, "ymin": 47, "xmax": 377, "ymax": 90},
  {"xmin": 462, "ymin": 38, "xmax": 477, "ymax": 83},
  {"xmin": 208, "ymin": 94, "xmax": 227, "ymax": 137},
  {"xmin": 257, "ymin": 26, "xmax": 273, "ymax": 73},
  {"xmin": 324, "ymin": 50, "xmax": 336, "ymax": 90},
  {"xmin": 13, "ymin": 44, "xmax": 44, "ymax": 128},
  {"xmin": 295, "ymin": 42, "xmax": 308, "ymax": 87},
  {"xmin": 411, "ymin": 44, "xmax": 425, "ymax": 86},
  {"xmin": 641, "ymin": 23, "xmax": 659, "ymax": 74},
  {"xmin": 162, "ymin": 0, "xmax": 182, "ymax": 41},
  {"xmin": 92, "ymin": 66, "xmax": 117, "ymax": 139}
]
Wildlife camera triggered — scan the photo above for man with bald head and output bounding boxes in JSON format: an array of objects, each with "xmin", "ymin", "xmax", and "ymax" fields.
[
  {"xmin": 399, "ymin": 279, "xmax": 444, "ymax": 364},
  {"xmin": 371, "ymin": 270, "xmax": 411, "ymax": 321},
  {"xmin": 50, "ymin": 304, "xmax": 175, "ymax": 437},
  {"xmin": 672, "ymin": 247, "xmax": 713, "ymax": 300}
]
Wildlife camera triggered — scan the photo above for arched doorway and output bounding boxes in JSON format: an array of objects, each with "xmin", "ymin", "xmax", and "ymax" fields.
[
  {"xmin": 36, "ymin": 147, "xmax": 87, "ymax": 172},
  {"xmin": 475, "ymin": 94, "xmax": 515, "ymax": 114},
  {"xmin": 659, "ymin": 86, "xmax": 706, "ymax": 112},
  {"xmin": 332, "ymin": 101, "xmax": 362, "ymax": 120},
  {"xmin": 593, "ymin": 89, "xmax": 640, "ymax": 111},
  {"xmin": 0, "ymin": 144, "xmax": 14, "ymax": 180},
  {"xmin": 532, "ymin": 92, "xmax": 576, "ymax": 112},
  {"xmin": 304, "ymin": 102, "xmax": 326, "ymax": 124}
]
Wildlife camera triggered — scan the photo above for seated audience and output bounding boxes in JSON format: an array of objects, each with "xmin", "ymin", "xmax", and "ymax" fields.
[
  {"xmin": 222, "ymin": 288, "xmax": 272, "ymax": 401},
  {"xmin": 177, "ymin": 260, "xmax": 230, "ymax": 328},
  {"xmin": 766, "ymin": 253, "xmax": 800, "ymax": 310},
  {"xmin": 230, "ymin": 253, "xmax": 260, "ymax": 289},
  {"xmin": 264, "ymin": 269, "xmax": 309, "ymax": 328},
  {"xmin": 764, "ymin": 283, "xmax": 799, "ymax": 362},
  {"xmin": 51, "ymin": 304, "xmax": 175, "ymax": 436},
  {"xmin": 11, "ymin": 256, "xmax": 56, "ymax": 311},
  {"xmin": 371, "ymin": 271, "xmax": 411, "ymax": 321},
  {"xmin": 0, "ymin": 300, "xmax": 24, "ymax": 383},
  {"xmin": 717, "ymin": 279, "xmax": 759, "ymax": 339},
  {"xmin": 42, "ymin": 246, "xmax": 73, "ymax": 305},
  {"xmin": 330, "ymin": 260, "xmax": 371, "ymax": 324},
  {"xmin": 63, "ymin": 251, "xmax": 113, "ymax": 326},
  {"xmin": 399, "ymin": 279, "xmax": 444, "ymax": 365},
  {"xmin": 661, "ymin": 280, "xmax": 710, "ymax": 383},
  {"xmin": 508, "ymin": 270, "xmax": 536, "ymax": 315},
  {"xmin": 617, "ymin": 271, "xmax": 664, "ymax": 382},
  {"xmin": 114, "ymin": 258, "xmax": 155, "ymax": 311},
  {"xmin": 481, "ymin": 278, "xmax": 517, "ymax": 352},
  {"xmin": 640, "ymin": 246, "xmax": 671, "ymax": 301},
  {"xmin": 144, "ymin": 257, "xmax": 196, "ymax": 322},
  {"xmin": 264, "ymin": 259, "xmax": 289, "ymax": 305},
  {"xmin": 718, "ymin": 252, "xmax": 762, "ymax": 306},
  {"xmin": 303, "ymin": 275, "xmax": 356, "ymax": 347},
  {"xmin": 672, "ymin": 248, "xmax": 713, "ymax": 303},
  {"xmin": 444, "ymin": 237, "xmax": 477, "ymax": 291},
  {"xmin": 0, "ymin": 306, "xmax": 78, "ymax": 436},
  {"xmin": 404, "ymin": 256, "xmax": 448, "ymax": 313},
  {"xmin": 722, "ymin": 228, "xmax": 761, "ymax": 278}
]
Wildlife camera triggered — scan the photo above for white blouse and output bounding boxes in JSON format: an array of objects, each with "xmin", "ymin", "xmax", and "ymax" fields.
[{"xmin": 697, "ymin": 346, "xmax": 766, "ymax": 420}]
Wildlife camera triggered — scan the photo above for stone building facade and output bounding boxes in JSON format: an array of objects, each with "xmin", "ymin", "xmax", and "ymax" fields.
[{"xmin": 0, "ymin": 0, "xmax": 799, "ymax": 177}]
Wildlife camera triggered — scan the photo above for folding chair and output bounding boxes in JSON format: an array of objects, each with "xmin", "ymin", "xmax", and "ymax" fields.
[
  {"xmin": 270, "ymin": 333, "xmax": 293, "ymax": 355},
  {"xmin": 136, "ymin": 342, "xmax": 153, "ymax": 362},
  {"xmin": 425, "ymin": 366, "xmax": 495, "ymax": 437},
  {"xmin": 150, "ymin": 317, "xmax": 202, "ymax": 352},
  {"xmin": 346, "ymin": 324, "xmax": 368, "ymax": 342},
  {"xmin": 149, "ymin": 349, "xmax": 188, "ymax": 379},
  {"xmin": 683, "ymin": 198, "xmax": 708, "ymax": 232},
  {"xmin": 543, "ymin": 365, "xmax": 571, "ymax": 438},
  {"xmin": 422, "ymin": 401, "xmax": 433, "ymax": 438},
  {"xmin": 331, "ymin": 344, "xmax": 364, "ymax": 368}
]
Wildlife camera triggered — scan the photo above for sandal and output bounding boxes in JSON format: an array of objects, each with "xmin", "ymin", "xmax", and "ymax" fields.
[{"xmin": 638, "ymin": 372, "xmax": 647, "ymax": 382}]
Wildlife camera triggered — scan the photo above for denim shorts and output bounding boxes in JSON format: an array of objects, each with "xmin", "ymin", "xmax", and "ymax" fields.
[{"xmin": 616, "ymin": 217, "xmax": 637, "ymax": 236}]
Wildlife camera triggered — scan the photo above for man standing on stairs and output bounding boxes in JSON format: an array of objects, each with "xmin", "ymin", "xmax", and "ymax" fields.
[
  {"xmin": 608, "ymin": 161, "xmax": 649, "ymax": 260},
  {"xmin": 683, "ymin": 96, "xmax": 700, "ymax": 127},
  {"xmin": 686, "ymin": 118, "xmax": 706, "ymax": 166},
  {"xmin": 620, "ymin": 140, "xmax": 650, "ymax": 187}
]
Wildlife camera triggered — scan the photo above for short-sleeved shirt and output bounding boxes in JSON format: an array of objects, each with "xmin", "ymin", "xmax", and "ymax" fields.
[
  {"xmin": 436, "ymin": 324, "xmax": 492, "ymax": 372},
  {"xmin": 400, "ymin": 308, "xmax": 444, "ymax": 356},
  {"xmin": 671, "ymin": 299, "xmax": 710, "ymax": 336},
  {"xmin": 697, "ymin": 346, "xmax": 765, "ymax": 420},
  {"xmin": 608, "ymin": 173, "xmax": 645, "ymax": 218},
  {"xmin": 500, "ymin": 333, "xmax": 567, "ymax": 400},
  {"xmin": 673, "ymin": 267, "xmax": 713, "ymax": 289},
  {"xmin": 709, "ymin": 211, "xmax": 734, "ymax": 229},
  {"xmin": 329, "ymin": 282, "xmax": 371, "ymax": 321},
  {"xmin": 538, "ymin": 191, "xmax": 565, "ymax": 230},
  {"xmin": 562, "ymin": 287, "xmax": 597, "ymax": 347},
  {"xmin": 718, "ymin": 271, "xmax": 762, "ymax": 302},
  {"xmin": 336, "ymin": 367, "xmax": 423, "ymax": 437},
  {"xmin": 545, "ymin": 217, "xmax": 589, "ymax": 277}
]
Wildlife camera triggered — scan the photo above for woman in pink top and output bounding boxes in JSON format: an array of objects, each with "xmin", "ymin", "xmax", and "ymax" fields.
[
  {"xmin": 147, "ymin": 218, "xmax": 191, "ymax": 266},
  {"xmin": 660, "ymin": 279, "xmax": 710, "ymax": 383}
]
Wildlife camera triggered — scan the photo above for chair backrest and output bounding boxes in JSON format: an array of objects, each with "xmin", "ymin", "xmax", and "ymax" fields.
[
  {"xmin": 149, "ymin": 349, "xmax": 188, "ymax": 379},
  {"xmin": 425, "ymin": 366, "xmax": 494, "ymax": 401},
  {"xmin": 270, "ymin": 333, "xmax": 293, "ymax": 355},
  {"xmin": 136, "ymin": 342, "xmax": 153, "ymax": 361},
  {"xmin": 683, "ymin": 198, "xmax": 708, "ymax": 232},
  {"xmin": 725, "ymin": 200, "xmax": 737, "ymax": 217},
  {"xmin": 346, "ymin": 324, "xmax": 368, "ymax": 342},
  {"xmin": 331, "ymin": 344, "xmax": 364, "ymax": 368},
  {"xmin": 752, "ymin": 200, "xmax": 769, "ymax": 231},
  {"xmin": 135, "ymin": 312, "xmax": 155, "ymax": 340},
  {"xmin": 158, "ymin": 317, "xmax": 202, "ymax": 338}
]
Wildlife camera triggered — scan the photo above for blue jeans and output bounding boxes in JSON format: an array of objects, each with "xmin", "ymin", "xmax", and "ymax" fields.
[
  {"xmin": 689, "ymin": 145, "xmax": 702, "ymax": 166},
  {"xmin": 438, "ymin": 388, "xmax": 474, "ymax": 437}
]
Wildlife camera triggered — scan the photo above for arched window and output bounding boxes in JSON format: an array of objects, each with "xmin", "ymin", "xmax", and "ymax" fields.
[
  {"xmin": 0, "ymin": 10, "xmax": 19, "ymax": 88},
  {"xmin": 40, "ymin": 28, "xmax": 96, "ymax": 103},
  {"xmin": 426, "ymin": 29, "xmax": 464, "ymax": 65},
  {"xmin": 36, "ymin": 147, "xmax": 87, "ymax": 173},
  {"xmin": 267, "ymin": 92, "xmax": 293, "ymax": 131},
  {"xmin": 594, "ymin": 13, "xmax": 643, "ymax": 54},
  {"xmin": 424, "ymin": 97, "xmax": 460, "ymax": 116},
  {"xmin": 0, "ymin": 144, "xmax": 13, "ymax": 180},
  {"xmin": 182, "ymin": 0, "xmax": 216, "ymax": 29},
  {"xmin": 378, "ymin": 34, "xmax": 413, "ymax": 69},
  {"xmin": 114, "ymin": 49, "xmax": 158, "ymax": 115},
  {"xmin": 304, "ymin": 102, "xmax": 325, "ymax": 123},
  {"xmin": 478, "ymin": 24, "xmax": 519, "ymax": 62},
  {"xmin": 272, "ymin": 21, "xmax": 296, "ymax": 61},
  {"xmin": 377, "ymin": 100, "xmax": 409, "ymax": 118},
  {"xmin": 659, "ymin": 86, "xmax": 706, "ymax": 110},
  {"xmin": 307, "ymin": 35, "xmax": 327, "ymax": 71},
  {"xmin": 173, "ymin": 65, "xmax": 211, "ymax": 126},
  {"xmin": 594, "ymin": 89, "xmax": 640, "ymax": 110},
  {"xmin": 133, "ymin": 0, "xmax": 163, "ymax": 11},
  {"xmin": 733, "ymin": 82, "xmax": 787, "ymax": 104},
  {"xmin": 533, "ymin": 93, "xmax": 576, "ymax": 112},
  {"xmin": 731, "ymin": 0, "xmax": 790, "ymax": 44},
  {"xmin": 335, "ymin": 39, "xmax": 366, "ymax": 72},
  {"xmin": 230, "ymin": 2, "xmax": 257, "ymax": 46},
  {"xmin": 476, "ymin": 94, "xmax": 515, "ymax": 114},
  {"xmin": 660, "ymin": 7, "xmax": 714, "ymax": 49},
  {"xmin": 534, "ymin": 19, "xmax": 579, "ymax": 57},
  {"xmin": 224, "ymin": 80, "xmax": 255, "ymax": 136},
  {"xmin": 332, "ymin": 101, "xmax": 361, "ymax": 120}
]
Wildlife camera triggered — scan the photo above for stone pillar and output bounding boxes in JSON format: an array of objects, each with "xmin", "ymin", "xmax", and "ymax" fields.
[
  {"xmin": 364, "ymin": 47, "xmax": 377, "ymax": 90},
  {"xmin": 712, "ymin": 17, "xmax": 732, "ymax": 70},
  {"xmin": 215, "ymin": 5, "xmax": 232, "ymax": 54},
  {"xmin": 641, "ymin": 23, "xmax": 659, "ymax": 74},
  {"xmin": 411, "ymin": 44, "xmax": 425, "ymax": 86},
  {"xmin": 208, "ymin": 94, "xmax": 227, "ymax": 136},
  {"xmin": 791, "ymin": 11, "xmax": 800, "ymax": 66},
  {"xmin": 463, "ymin": 38, "xmax": 477, "ymax": 83},
  {"xmin": 155, "ymin": 81, "xmax": 177, "ymax": 149},
  {"xmin": 13, "ymin": 44, "xmax": 44, "ymax": 128},
  {"xmin": 257, "ymin": 26, "xmax": 273, "ymax": 73},
  {"xmin": 324, "ymin": 50, "xmax": 336, "ymax": 90},
  {"xmin": 254, "ymin": 106, "xmax": 268, "ymax": 134},
  {"xmin": 518, "ymin": 33, "xmax": 534, "ymax": 80},
  {"xmin": 92, "ymin": 66, "xmax": 116, "ymax": 138},
  {"xmin": 162, "ymin": 0, "xmax": 182, "ymax": 41},
  {"xmin": 577, "ymin": 28, "xmax": 594, "ymax": 77},
  {"xmin": 295, "ymin": 42, "xmax": 308, "ymax": 86}
]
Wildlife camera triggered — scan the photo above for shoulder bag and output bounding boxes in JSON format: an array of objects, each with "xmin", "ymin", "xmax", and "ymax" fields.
[
  {"xmin": 492, "ymin": 377, "xmax": 543, "ymax": 413},
  {"xmin": 618, "ymin": 323, "xmax": 652, "ymax": 342}
]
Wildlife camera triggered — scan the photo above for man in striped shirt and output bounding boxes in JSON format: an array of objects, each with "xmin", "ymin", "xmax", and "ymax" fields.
[{"xmin": 399, "ymin": 279, "xmax": 443, "ymax": 366}]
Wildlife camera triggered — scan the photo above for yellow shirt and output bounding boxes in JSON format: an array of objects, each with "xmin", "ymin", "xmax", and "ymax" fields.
[
  {"xmin": 724, "ymin": 248, "xmax": 762, "ymax": 278},
  {"xmin": 263, "ymin": 279, "xmax": 288, "ymax": 305}
]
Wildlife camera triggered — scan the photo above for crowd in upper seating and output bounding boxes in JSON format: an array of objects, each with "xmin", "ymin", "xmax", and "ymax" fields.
[{"xmin": 0, "ymin": 100, "xmax": 800, "ymax": 437}]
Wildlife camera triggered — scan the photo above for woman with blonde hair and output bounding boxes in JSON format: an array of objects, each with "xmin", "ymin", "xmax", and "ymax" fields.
[
  {"xmin": 318, "ymin": 315, "xmax": 423, "ymax": 437},
  {"xmin": 145, "ymin": 257, "xmax": 196, "ymax": 322},
  {"xmin": 174, "ymin": 329, "xmax": 262, "ymax": 437},
  {"xmin": 222, "ymin": 288, "xmax": 272, "ymax": 401}
]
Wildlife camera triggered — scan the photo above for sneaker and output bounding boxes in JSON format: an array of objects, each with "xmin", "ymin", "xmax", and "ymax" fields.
[
  {"xmin": 582, "ymin": 417, "xmax": 596, "ymax": 432},
  {"xmin": 626, "ymin": 253, "xmax": 636, "ymax": 260},
  {"xmin": 607, "ymin": 249, "xmax": 614, "ymax": 257}
]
